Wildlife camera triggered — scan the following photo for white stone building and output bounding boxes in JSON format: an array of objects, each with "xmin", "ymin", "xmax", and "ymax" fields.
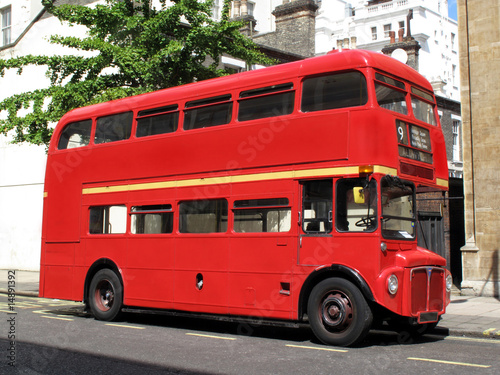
[
  {"xmin": 0, "ymin": 0, "xmax": 93, "ymax": 270},
  {"xmin": 1, "ymin": 0, "xmax": 46, "ymax": 270}
]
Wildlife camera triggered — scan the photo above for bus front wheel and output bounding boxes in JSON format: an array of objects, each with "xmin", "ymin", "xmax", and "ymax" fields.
[
  {"xmin": 88, "ymin": 269, "xmax": 123, "ymax": 321},
  {"xmin": 308, "ymin": 278, "xmax": 372, "ymax": 347}
]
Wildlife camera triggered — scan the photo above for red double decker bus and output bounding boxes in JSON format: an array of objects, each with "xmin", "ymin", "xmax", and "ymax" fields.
[{"xmin": 40, "ymin": 49, "xmax": 452, "ymax": 346}]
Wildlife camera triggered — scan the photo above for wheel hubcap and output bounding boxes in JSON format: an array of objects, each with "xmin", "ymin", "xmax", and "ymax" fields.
[
  {"xmin": 95, "ymin": 280, "xmax": 114, "ymax": 312},
  {"xmin": 321, "ymin": 292, "xmax": 353, "ymax": 330}
]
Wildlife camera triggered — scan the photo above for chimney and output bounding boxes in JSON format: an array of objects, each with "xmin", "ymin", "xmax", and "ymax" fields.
[
  {"xmin": 398, "ymin": 28, "xmax": 404, "ymax": 42},
  {"xmin": 389, "ymin": 31, "xmax": 396, "ymax": 44},
  {"xmin": 271, "ymin": 0, "xmax": 319, "ymax": 57},
  {"xmin": 382, "ymin": 39, "xmax": 421, "ymax": 71},
  {"xmin": 381, "ymin": 9, "xmax": 420, "ymax": 71},
  {"xmin": 350, "ymin": 36, "xmax": 357, "ymax": 49}
]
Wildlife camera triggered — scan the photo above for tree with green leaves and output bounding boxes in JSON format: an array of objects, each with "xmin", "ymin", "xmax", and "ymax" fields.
[{"xmin": 0, "ymin": 0, "xmax": 272, "ymax": 146}]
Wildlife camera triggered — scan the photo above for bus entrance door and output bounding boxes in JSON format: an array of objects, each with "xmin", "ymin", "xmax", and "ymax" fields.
[{"xmin": 298, "ymin": 180, "xmax": 335, "ymax": 266}]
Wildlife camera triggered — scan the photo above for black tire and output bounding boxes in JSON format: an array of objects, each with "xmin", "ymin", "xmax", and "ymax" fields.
[
  {"xmin": 308, "ymin": 278, "xmax": 372, "ymax": 347},
  {"xmin": 88, "ymin": 269, "xmax": 123, "ymax": 321}
]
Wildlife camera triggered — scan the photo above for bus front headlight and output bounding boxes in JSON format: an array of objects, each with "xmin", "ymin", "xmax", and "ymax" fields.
[
  {"xmin": 446, "ymin": 274, "xmax": 453, "ymax": 292},
  {"xmin": 388, "ymin": 274, "xmax": 399, "ymax": 295}
]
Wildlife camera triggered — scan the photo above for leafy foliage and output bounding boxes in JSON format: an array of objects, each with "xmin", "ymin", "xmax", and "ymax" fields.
[{"xmin": 0, "ymin": 0, "xmax": 272, "ymax": 146}]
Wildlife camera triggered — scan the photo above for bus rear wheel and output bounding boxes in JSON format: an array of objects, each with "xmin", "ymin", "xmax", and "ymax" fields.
[
  {"xmin": 308, "ymin": 278, "xmax": 372, "ymax": 347},
  {"xmin": 88, "ymin": 269, "xmax": 123, "ymax": 321}
]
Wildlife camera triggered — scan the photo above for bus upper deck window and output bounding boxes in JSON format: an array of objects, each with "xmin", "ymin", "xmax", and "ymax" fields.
[
  {"xmin": 301, "ymin": 72, "xmax": 367, "ymax": 112},
  {"xmin": 136, "ymin": 105, "xmax": 179, "ymax": 137},
  {"xmin": 375, "ymin": 73, "xmax": 408, "ymax": 115},
  {"xmin": 183, "ymin": 95, "xmax": 232, "ymax": 131},
  {"xmin": 411, "ymin": 87, "xmax": 437, "ymax": 126},
  {"xmin": 375, "ymin": 84, "xmax": 408, "ymax": 115},
  {"xmin": 57, "ymin": 120, "xmax": 92, "ymax": 150},
  {"xmin": 95, "ymin": 111, "xmax": 133, "ymax": 144},
  {"xmin": 238, "ymin": 83, "xmax": 294, "ymax": 121}
]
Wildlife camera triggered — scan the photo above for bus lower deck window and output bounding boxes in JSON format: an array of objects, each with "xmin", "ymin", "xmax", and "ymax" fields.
[
  {"xmin": 89, "ymin": 205, "xmax": 127, "ymax": 234},
  {"xmin": 130, "ymin": 205, "xmax": 173, "ymax": 234},
  {"xmin": 179, "ymin": 199, "xmax": 228, "ymax": 233},
  {"xmin": 233, "ymin": 198, "xmax": 291, "ymax": 233}
]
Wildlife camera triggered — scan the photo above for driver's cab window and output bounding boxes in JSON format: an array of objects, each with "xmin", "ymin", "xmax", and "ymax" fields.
[
  {"xmin": 302, "ymin": 180, "xmax": 333, "ymax": 234},
  {"xmin": 336, "ymin": 178, "xmax": 377, "ymax": 232}
]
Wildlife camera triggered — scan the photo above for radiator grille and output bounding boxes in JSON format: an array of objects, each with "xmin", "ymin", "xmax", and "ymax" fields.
[{"xmin": 410, "ymin": 267, "xmax": 445, "ymax": 315}]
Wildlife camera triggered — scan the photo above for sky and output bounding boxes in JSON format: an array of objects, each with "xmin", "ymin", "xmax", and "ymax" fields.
[{"xmin": 449, "ymin": 0, "xmax": 457, "ymax": 21}]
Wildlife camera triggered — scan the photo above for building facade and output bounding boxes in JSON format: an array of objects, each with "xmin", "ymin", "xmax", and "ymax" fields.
[{"xmin": 457, "ymin": 0, "xmax": 500, "ymax": 297}]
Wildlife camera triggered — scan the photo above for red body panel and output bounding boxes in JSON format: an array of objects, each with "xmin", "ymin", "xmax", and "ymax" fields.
[{"xmin": 40, "ymin": 49, "xmax": 450, "ymax": 323}]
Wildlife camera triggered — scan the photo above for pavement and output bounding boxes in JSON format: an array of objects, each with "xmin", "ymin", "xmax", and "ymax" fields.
[{"xmin": 1, "ymin": 269, "xmax": 499, "ymax": 340}]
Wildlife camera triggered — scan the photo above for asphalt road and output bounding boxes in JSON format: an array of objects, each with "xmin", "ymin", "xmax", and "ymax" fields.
[{"xmin": 1, "ymin": 295, "xmax": 499, "ymax": 374}]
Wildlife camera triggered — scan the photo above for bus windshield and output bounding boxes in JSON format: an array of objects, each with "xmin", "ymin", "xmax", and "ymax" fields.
[{"xmin": 380, "ymin": 176, "xmax": 415, "ymax": 239}]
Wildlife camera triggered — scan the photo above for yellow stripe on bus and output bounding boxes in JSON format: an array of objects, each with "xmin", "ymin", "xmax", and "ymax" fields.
[
  {"xmin": 374, "ymin": 165, "xmax": 399, "ymax": 175},
  {"xmin": 81, "ymin": 165, "xmax": 398, "ymax": 195},
  {"xmin": 436, "ymin": 178, "xmax": 448, "ymax": 189}
]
